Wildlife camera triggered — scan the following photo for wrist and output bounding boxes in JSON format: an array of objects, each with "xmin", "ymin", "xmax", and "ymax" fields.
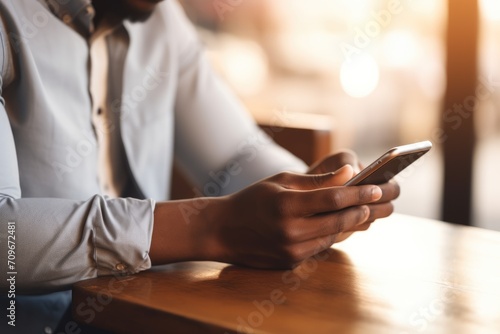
[
  {"xmin": 149, "ymin": 196, "xmax": 228, "ymax": 265},
  {"xmin": 197, "ymin": 196, "xmax": 230, "ymax": 263}
]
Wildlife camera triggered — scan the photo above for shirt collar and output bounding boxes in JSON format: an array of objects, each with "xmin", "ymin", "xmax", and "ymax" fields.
[{"xmin": 45, "ymin": 0, "xmax": 96, "ymax": 36}]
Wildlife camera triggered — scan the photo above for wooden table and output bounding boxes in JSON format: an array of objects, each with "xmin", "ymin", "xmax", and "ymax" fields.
[{"xmin": 72, "ymin": 214, "xmax": 500, "ymax": 333}]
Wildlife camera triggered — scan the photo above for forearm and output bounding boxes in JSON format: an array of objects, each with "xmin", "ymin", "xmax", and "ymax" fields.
[{"xmin": 149, "ymin": 197, "xmax": 226, "ymax": 265}]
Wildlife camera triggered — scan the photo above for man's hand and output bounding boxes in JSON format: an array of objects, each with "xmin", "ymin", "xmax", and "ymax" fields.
[
  {"xmin": 207, "ymin": 163, "xmax": 398, "ymax": 269},
  {"xmin": 307, "ymin": 150, "xmax": 400, "ymax": 243},
  {"xmin": 150, "ymin": 151, "xmax": 399, "ymax": 270},
  {"xmin": 308, "ymin": 149, "xmax": 362, "ymax": 174}
]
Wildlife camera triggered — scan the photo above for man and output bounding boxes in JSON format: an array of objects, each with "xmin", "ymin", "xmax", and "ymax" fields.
[{"xmin": 0, "ymin": 0, "xmax": 399, "ymax": 332}]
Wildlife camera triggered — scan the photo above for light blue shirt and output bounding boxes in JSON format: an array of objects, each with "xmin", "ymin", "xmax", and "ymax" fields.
[{"xmin": 0, "ymin": 0, "xmax": 306, "ymax": 332}]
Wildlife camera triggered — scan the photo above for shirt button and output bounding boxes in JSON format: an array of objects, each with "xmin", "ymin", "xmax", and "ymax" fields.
[
  {"xmin": 44, "ymin": 326, "xmax": 53, "ymax": 334},
  {"xmin": 85, "ymin": 6, "xmax": 95, "ymax": 16},
  {"xmin": 62, "ymin": 14, "xmax": 72, "ymax": 24},
  {"xmin": 116, "ymin": 263, "xmax": 126, "ymax": 271}
]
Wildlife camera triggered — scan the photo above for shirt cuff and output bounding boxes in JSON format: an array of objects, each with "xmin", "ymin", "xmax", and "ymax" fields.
[{"xmin": 92, "ymin": 196, "xmax": 155, "ymax": 277}]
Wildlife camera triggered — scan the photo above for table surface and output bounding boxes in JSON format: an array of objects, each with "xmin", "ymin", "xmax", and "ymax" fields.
[{"xmin": 72, "ymin": 214, "xmax": 500, "ymax": 334}]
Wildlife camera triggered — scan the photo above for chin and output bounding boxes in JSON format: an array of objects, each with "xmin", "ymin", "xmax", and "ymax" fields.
[
  {"xmin": 126, "ymin": 10, "xmax": 155, "ymax": 22},
  {"xmin": 124, "ymin": 0, "xmax": 162, "ymax": 22}
]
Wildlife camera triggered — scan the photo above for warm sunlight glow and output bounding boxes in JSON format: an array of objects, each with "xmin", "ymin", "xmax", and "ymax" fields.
[
  {"xmin": 211, "ymin": 39, "xmax": 269, "ymax": 97},
  {"xmin": 409, "ymin": 0, "xmax": 445, "ymax": 19},
  {"xmin": 382, "ymin": 30, "xmax": 420, "ymax": 68},
  {"xmin": 340, "ymin": 0, "xmax": 375, "ymax": 22},
  {"xmin": 340, "ymin": 54, "xmax": 380, "ymax": 98},
  {"xmin": 480, "ymin": 0, "xmax": 500, "ymax": 22}
]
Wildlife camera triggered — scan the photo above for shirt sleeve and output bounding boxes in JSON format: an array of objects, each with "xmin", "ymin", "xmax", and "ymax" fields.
[
  {"xmin": 0, "ymin": 26, "xmax": 155, "ymax": 294},
  {"xmin": 170, "ymin": 1, "xmax": 308, "ymax": 196}
]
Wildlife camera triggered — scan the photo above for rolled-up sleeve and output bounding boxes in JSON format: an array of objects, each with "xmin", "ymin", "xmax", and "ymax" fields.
[
  {"xmin": 0, "ymin": 196, "xmax": 154, "ymax": 293},
  {"xmin": 0, "ymin": 28, "xmax": 154, "ymax": 292}
]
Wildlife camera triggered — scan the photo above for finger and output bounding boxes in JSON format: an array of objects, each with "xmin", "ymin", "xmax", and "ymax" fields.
[
  {"xmin": 328, "ymin": 222, "xmax": 371, "ymax": 244},
  {"xmin": 276, "ymin": 165, "xmax": 354, "ymax": 190},
  {"xmin": 282, "ymin": 234, "xmax": 339, "ymax": 263},
  {"xmin": 286, "ymin": 205, "xmax": 370, "ymax": 242},
  {"xmin": 288, "ymin": 184, "xmax": 382, "ymax": 216},
  {"xmin": 308, "ymin": 150, "xmax": 359, "ymax": 174},
  {"xmin": 334, "ymin": 232, "xmax": 354, "ymax": 243},
  {"xmin": 293, "ymin": 222, "xmax": 366, "ymax": 258},
  {"xmin": 374, "ymin": 180, "xmax": 401, "ymax": 203},
  {"xmin": 366, "ymin": 202, "xmax": 394, "ymax": 221},
  {"xmin": 341, "ymin": 221, "xmax": 372, "ymax": 233},
  {"xmin": 282, "ymin": 219, "xmax": 373, "ymax": 263}
]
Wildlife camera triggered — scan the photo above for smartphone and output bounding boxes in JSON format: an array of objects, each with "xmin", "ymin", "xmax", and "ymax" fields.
[{"xmin": 344, "ymin": 141, "xmax": 432, "ymax": 186}]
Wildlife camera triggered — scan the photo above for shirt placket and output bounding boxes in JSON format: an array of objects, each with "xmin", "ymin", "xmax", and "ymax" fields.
[{"xmin": 90, "ymin": 34, "xmax": 113, "ymax": 196}]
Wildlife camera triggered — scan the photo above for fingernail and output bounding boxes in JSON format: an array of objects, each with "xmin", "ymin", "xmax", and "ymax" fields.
[
  {"xmin": 363, "ymin": 205, "xmax": 370, "ymax": 224},
  {"xmin": 361, "ymin": 205, "xmax": 370, "ymax": 223},
  {"xmin": 333, "ymin": 165, "xmax": 351, "ymax": 174},
  {"xmin": 371, "ymin": 186, "xmax": 382, "ymax": 201}
]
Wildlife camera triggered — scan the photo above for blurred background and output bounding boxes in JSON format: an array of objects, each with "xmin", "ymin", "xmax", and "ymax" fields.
[{"xmin": 178, "ymin": 0, "xmax": 500, "ymax": 231}]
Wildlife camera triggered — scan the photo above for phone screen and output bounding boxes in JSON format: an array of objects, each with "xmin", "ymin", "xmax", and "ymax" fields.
[
  {"xmin": 344, "ymin": 141, "xmax": 432, "ymax": 186},
  {"xmin": 353, "ymin": 150, "xmax": 428, "ymax": 186}
]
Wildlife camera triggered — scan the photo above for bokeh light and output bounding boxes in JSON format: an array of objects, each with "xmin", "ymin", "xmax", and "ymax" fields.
[
  {"xmin": 480, "ymin": 0, "xmax": 500, "ymax": 22},
  {"xmin": 340, "ymin": 54, "xmax": 380, "ymax": 98},
  {"xmin": 382, "ymin": 30, "xmax": 420, "ymax": 68}
]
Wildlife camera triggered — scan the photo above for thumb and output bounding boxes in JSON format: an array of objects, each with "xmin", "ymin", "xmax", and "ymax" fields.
[
  {"xmin": 281, "ymin": 165, "xmax": 355, "ymax": 190},
  {"xmin": 327, "ymin": 164, "xmax": 355, "ymax": 186}
]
